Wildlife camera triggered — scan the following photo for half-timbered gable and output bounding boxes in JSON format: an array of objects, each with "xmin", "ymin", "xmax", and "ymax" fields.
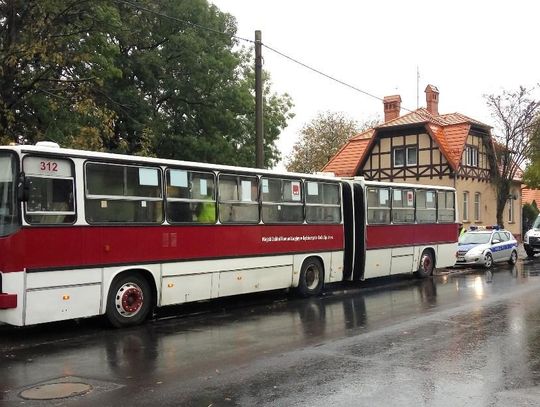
[
  {"xmin": 323, "ymin": 84, "xmax": 522, "ymax": 238},
  {"xmin": 362, "ymin": 128, "xmax": 453, "ymax": 182},
  {"xmin": 457, "ymin": 131, "xmax": 494, "ymax": 182}
]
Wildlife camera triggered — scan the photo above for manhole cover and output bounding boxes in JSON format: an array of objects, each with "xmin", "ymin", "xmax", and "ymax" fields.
[{"xmin": 20, "ymin": 382, "xmax": 92, "ymax": 400}]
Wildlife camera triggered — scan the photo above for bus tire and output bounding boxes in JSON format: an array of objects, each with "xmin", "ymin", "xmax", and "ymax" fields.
[
  {"xmin": 106, "ymin": 273, "xmax": 152, "ymax": 328},
  {"xmin": 416, "ymin": 250, "xmax": 434, "ymax": 278},
  {"xmin": 296, "ymin": 258, "xmax": 324, "ymax": 297}
]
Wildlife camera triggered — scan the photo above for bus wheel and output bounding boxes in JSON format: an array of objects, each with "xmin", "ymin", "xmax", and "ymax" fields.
[
  {"xmin": 106, "ymin": 274, "xmax": 151, "ymax": 328},
  {"xmin": 297, "ymin": 258, "xmax": 324, "ymax": 297},
  {"xmin": 416, "ymin": 250, "xmax": 434, "ymax": 278}
]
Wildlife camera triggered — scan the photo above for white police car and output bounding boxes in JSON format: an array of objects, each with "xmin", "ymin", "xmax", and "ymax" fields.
[
  {"xmin": 455, "ymin": 227, "xmax": 518, "ymax": 268},
  {"xmin": 524, "ymin": 215, "xmax": 540, "ymax": 258}
]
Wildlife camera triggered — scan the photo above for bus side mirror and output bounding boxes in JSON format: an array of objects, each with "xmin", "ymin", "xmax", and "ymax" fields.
[{"xmin": 17, "ymin": 173, "xmax": 29, "ymax": 202}]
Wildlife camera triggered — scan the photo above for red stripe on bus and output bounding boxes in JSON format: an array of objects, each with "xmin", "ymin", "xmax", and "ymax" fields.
[
  {"xmin": 366, "ymin": 223, "xmax": 458, "ymax": 249},
  {"xmin": 0, "ymin": 225, "xmax": 344, "ymax": 273}
]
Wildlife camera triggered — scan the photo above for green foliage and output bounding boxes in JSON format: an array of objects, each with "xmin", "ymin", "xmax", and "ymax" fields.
[
  {"xmin": 523, "ymin": 116, "xmax": 540, "ymax": 188},
  {"xmin": 0, "ymin": 0, "xmax": 292, "ymax": 167},
  {"xmin": 285, "ymin": 111, "xmax": 378, "ymax": 174}
]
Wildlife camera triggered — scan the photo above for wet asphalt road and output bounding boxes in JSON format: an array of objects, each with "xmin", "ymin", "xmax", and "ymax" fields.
[{"xmin": 2, "ymin": 258, "xmax": 540, "ymax": 406}]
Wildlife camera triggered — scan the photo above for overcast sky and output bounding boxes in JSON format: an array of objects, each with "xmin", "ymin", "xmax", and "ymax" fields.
[{"xmin": 210, "ymin": 0, "xmax": 539, "ymax": 169}]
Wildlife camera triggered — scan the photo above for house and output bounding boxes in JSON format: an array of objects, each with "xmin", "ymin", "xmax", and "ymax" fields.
[
  {"xmin": 323, "ymin": 85, "xmax": 523, "ymax": 239},
  {"xmin": 522, "ymin": 187, "xmax": 540, "ymax": 206}
]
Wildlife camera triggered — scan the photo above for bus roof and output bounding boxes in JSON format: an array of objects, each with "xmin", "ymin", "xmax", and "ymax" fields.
[{"xmin": 1, "ymin": 144, "xmax": 342, "ymax": 182}]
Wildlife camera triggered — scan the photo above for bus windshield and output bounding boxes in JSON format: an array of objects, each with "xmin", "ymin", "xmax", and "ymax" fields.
[{"xmin": 0, "ymin": 152, "xmax": 19, "ymax": 237}]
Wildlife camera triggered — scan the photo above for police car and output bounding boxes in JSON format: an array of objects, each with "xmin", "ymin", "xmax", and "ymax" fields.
[
  {"xmin": 524, "ymin": 214, "xmax": 540, "ymax": 258},
  {"xmin": 455, "ymin": 227, "xmax": 518, "ymax": 268}
]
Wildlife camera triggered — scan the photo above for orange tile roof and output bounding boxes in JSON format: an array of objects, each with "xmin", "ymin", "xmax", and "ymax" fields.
[
  {"xmin": 324, "ymin": 108, "xmax": 491, "ymax": 176},
  {"xmin": 522, "ymin": 188, "xmax": 540, "ymax": 204},
  {"xmin": 322, "ymin": 129, "xmax": 374, "ymax": 176}
]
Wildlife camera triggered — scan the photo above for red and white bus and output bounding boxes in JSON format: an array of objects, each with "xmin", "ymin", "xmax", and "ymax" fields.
[{"xmin": 0, "ymin": 143, "xmax": 457, "ymax": 327}]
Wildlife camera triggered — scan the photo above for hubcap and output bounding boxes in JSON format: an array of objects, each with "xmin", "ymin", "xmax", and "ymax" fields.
[
  {"xmin": 485, "ymin": 255, "xmax": 492, "ymax": 267},
  {"xmin": 422, "ymin": 255, "xmax": 431, "ymax": 273},
  {"xmin": 305, "ymin": 265, "xmax": 320, "ymax": 290},
  {"xmin": 115, "ymin": 283, "xmax": 144, "ymax": 318}
]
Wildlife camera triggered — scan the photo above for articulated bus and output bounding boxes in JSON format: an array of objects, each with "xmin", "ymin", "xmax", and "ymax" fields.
[{"xmin": 0, "ymin": 143, "xmax": 458, "ymax": 327}]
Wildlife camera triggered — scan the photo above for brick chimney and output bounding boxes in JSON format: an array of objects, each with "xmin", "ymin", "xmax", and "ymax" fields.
[
  {"xmin": 425, "ymin": 84, "xmax": 439, "ymax": 115},
  {"xmin": 383, "ymin": 95, "xmax": 401, "ymax": 122}
]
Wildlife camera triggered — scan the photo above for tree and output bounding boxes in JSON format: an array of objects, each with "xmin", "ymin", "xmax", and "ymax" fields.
[
  {"xmin": 285, "ymin": 111, "xmax": 379, "ymax": 174},
  {"xmin": 485, "ymin": 86, "xmax": 540, "ymax": 227},
  {"xmin": 0, "ymin": 0, "xmax": 293, "ymax": 167},
  {"xmin": 523, "ymin": 116, "xmax": 540, "ymax": 188},
  {"xmin": 0, "ymin": 0, "xmax": 121, "ymax": 148}
]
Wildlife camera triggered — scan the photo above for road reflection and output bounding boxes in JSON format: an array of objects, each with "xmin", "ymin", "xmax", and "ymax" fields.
[{"xmin": 1, "ymin": 258, "xmax": 540, "ymax": 403}]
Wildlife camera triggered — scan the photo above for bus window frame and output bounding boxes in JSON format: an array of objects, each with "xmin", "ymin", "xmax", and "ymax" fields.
[
  {"xmin": 22, "ymin": 154, "xmax": 77, "ymax": 226},
  {"xmin": 0, "ymin": 149, "xmax": 21, "ymax": 235},
  {"xmin": 261, "ymin": 175, "xmax": 304, "ymax": 224},
  {"xmin": 84, "ymin": 161, "xmax": 164, "ymax": 225},
  {"xmin": 217, "ymin": 172, "xmax": 260, "ymax": 224},
  {"xmin": 305, "ymin": 180, "xmax": 342, "ymax": 224},
  {"xmin": 366, "ymin": 186, "xmax": 391, "ymax": 225},
  {"xmin": 165, "ymin": 167, "xmax": 216, "ymax": 225}
]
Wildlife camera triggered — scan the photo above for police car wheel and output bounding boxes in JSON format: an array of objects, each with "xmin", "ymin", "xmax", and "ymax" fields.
[
  {"xmin": 484, "ymin": 253, "xmax": 493, "ymax": 268},
  {"xmin": 508, "ymin": 250, "xmax": 518, "ymax": 265},
  {"xmin": 525, "ymin": 248, "xmax": 535, "ymax": 258}
]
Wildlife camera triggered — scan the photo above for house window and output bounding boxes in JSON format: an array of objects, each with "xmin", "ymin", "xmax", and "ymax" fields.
[
  {"xmin": 474, "ymin": 192, "xmax": 481, "ymax": 221},
  {"xmin": 508, "ymin": 198, "xmax": 514, "ymax": 223},
  {"xmin": 463, "ymin": 146, "xmax": 478, "ymax": 167},
  {"xmin": 393, "ymin": 146, "xmax": 417, "ymax": 167},
  {"xmin": 462, "ymin": 191, "xmax": 469, "ymax": 221}
]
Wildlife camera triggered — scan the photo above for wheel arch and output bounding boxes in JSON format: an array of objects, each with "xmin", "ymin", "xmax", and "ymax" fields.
[
  {"xmin": 101, "ymin": 266, "xmax": 159, "ymax": 315},
  {"xmin": 417, "ymin": 246, "xmax": 437, "ymax": 270},
  {"xmin": 292, "ymin": 254, "xmax": 327, "ymax": 288}
]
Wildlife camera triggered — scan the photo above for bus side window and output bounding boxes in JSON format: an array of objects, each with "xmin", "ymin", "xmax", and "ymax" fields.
[
  {"xmin": 437, "ymin": 191, "xmax": 455, "ymax": 222},
  {"xmin": 416, "ymin": 190, "xmax": 436, "ymax": 223},
  {"xmin": 392, "ymin": 189, "xmax": 414, "ymax": 223},
  {"xmin": 218, "ymin": 174, "xmax": 259, "ymax": 224},
  {"xmin": 85, "ymin": 163, "xmax": 163, "ymax": 224},
  {"xmin": 261, "ymin": 177, "xmax": 303, "ymax": 224},
  {"xmin": 305, "ymin": 181, "xmax": 341, "ymax": 224},
  {"xmin": 367, "ymin": 187, "xmax": 390, "ymax": 224},
  {"xmin": 166, "ymin": 169, "xmax": 216, "ymax": 224}
]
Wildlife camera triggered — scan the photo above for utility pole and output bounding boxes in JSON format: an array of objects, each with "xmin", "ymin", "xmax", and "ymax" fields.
[{"xmin": 255, "ymin": 30, "xmax": 264, "ymax": 168}]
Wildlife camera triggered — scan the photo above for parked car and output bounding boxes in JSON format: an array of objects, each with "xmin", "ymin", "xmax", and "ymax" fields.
[
  {"xmin": 524, "ymin": 214, "xmax": 540, "ymax": 258},
  {"xmin": 455, "ymin": 227, "xmax": 518, "ymax": 268}
]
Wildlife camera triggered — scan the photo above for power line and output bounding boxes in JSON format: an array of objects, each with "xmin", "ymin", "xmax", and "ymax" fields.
[
  {"xmin": 262, "ymin": 43, "xmax": 385, "ymax": 104},
  {"xmin": 115, "ymin": 0, "xmax": 420, "ymax": 114}
]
